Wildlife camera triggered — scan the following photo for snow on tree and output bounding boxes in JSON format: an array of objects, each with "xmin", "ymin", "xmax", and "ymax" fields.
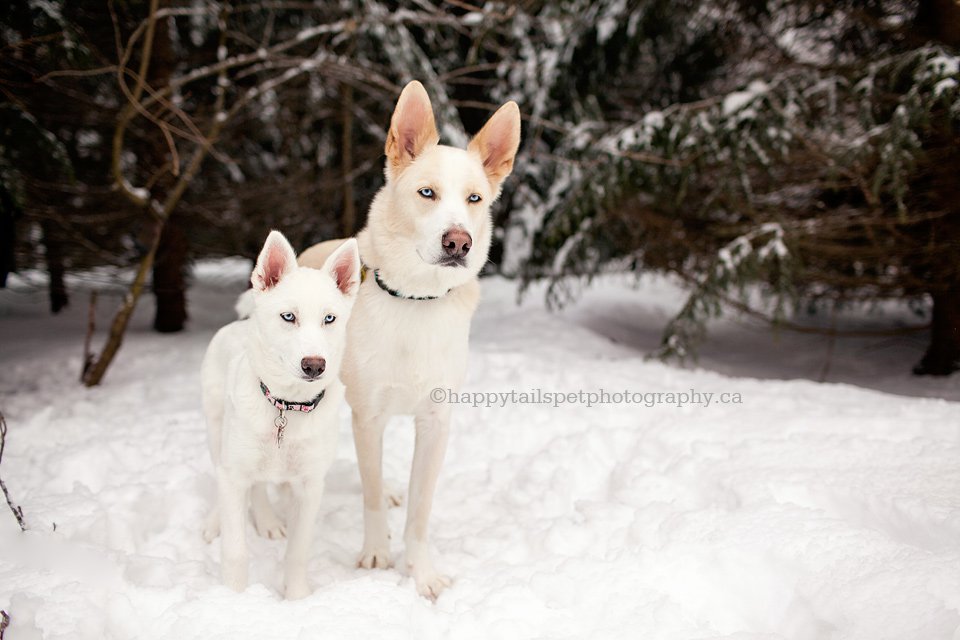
[
  {"xmin": 514, "ymin": 1, "xmax": 960, "ymax": 375},
  {"xmin": 3, "ymin": 0, "xmax": 959, "ymax": 379}
]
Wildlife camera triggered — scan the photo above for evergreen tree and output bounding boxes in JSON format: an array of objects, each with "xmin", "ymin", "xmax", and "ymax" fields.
[
  {"xmin": 3, "ymin": 0, "xmax": 958, "ymax": 379},
  {"xmin": 514, "ymin": 0, "xmax": 960, "ymax": 375}
]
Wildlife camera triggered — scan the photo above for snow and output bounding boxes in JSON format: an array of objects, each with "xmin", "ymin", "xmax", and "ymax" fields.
[
  {"xmin": 2, "ymin": 263, "xmax": 960, "ymax": 639},
  {"xmin": 74, "ymin": 130, "xmax": 101, "ymax": 158},
  {"xmin": 935, "ymin": 78, "xmax": 958, "ymax": 98},
  {"xmin": 460, "ymin": 12, "xmax": 483, "ymax": 27},
  {"xmin": 716, "ymin": 223, "xmax": 786, "ymax": 274},
  {"xmin": 119, "ymin": 177, "xmax": 150, "ymax": 203},
  {"xmin": 723, "ymin": 80, "xmax": 769, "ymax": 117},
  {"xmin": 595, "ymin": 0, "xmax": 627, "ymax": 44},
  {"xmin": 27, "ymin": 0, "xmax": 62, "ymax": 22},
  {"xmin": 926, "ymin": 54, "xmax": 959, "ymax": 79}
]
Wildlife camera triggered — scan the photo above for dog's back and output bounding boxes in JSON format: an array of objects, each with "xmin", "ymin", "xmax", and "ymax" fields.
[{"xmin": 298, "ymin": 239, "xmax": 345, "ymax": 269}]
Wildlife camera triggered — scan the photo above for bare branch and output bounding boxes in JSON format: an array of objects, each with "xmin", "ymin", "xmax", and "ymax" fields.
[
  {"xmin": 109, "ymin": 0, "xmax": 157, "ymax": 207},
  {"xmin": 84, "ymin": 5, "xmax": 232, "ymax": 387},
  {"xmin": 0, "ymin": 412, "xmax": 27, "ymax": 532}
]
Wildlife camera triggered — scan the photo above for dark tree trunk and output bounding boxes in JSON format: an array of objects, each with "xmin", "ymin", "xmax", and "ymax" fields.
[
  {"xmin": 152, "ymin": 218, "xmax": 187, "ymax": 332},
  {"xmin": 914, "ymin": 286, "xmax": 960, "ymax": 376},
  {"xmin": 908, "ymin": 2, "xmax": 960, "ymax": 376},
  {"xmin": 41, "ymin": 220, "xmax": 68, "ymax": 313},
  {"xmin": 341, "ymin": 80, "xmax": 356, "ymax": 237},
  {"xmin": 0, "ymin": 185, "xmax": 17, "ymax": 288},
  {"xmin": 915, "ymin": 0, "xmax": 960, "ymax": 47},
  {"xmin": 144, "ymin": 6, "xmax": 188, "ymax": 333}
]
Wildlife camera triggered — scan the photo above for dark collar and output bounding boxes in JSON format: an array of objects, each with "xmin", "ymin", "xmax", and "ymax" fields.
[
  {"xmin": 259, "ymin": 380, "xmax": 325, "ymax": 413},
  {"xmin": 361, "ymin": 263, "xmax": 450, "ymax": 301}
]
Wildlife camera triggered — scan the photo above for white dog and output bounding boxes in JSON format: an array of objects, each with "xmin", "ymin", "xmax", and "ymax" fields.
[
  {"xmin": 298, "ymin": 81, "xmax": 521, "ymax": 599},
  {"xmin": 201, "ymin": 230, "xmax": 360, "ymax": 599}
]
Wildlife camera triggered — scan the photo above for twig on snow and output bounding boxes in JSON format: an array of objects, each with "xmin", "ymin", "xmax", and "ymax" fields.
[{"xmin": 0, "ymin": 412, "xmax": 26, "ymax": 531}]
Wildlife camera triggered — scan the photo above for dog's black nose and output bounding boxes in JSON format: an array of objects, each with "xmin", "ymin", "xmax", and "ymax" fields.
[
  {"xmin": 301, "ymin": 356, "xmax": 326, "ymax": 378},
  {"xmin": 441, "ymin": 228, "xmax": 472, "ymax": 259}
]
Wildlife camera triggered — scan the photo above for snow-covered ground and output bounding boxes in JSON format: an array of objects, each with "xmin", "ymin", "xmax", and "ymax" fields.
[{"xmin": 1, "ymin": 262, "xmax": 959, "ymax": 640}]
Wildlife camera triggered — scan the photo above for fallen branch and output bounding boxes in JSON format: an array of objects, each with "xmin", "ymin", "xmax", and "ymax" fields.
[{"xmin": 0, "ymin": 412, "xmax": 26, "ymax": 531}]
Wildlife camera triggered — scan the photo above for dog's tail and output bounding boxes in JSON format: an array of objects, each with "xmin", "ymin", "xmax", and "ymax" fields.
[{"xmin": 235, "ymin": 289, "xmax": 256, "ymax": 319}]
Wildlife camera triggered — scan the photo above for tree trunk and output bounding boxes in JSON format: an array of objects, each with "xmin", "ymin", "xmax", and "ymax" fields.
[
  {"xmin": 340, "ymin": 81, "xmax": 356, "ymax": 237},
  {"xmin": 83, "ymin": 219, "xmax": 166, "ymax": 386},
  {"xmin": 0, "ymin": 185, "xmax": 17, "ymax": 288},
  {"xmin": 84, "ymin": 0, "xmax": 227, "ymax": 386},
  {"xmin": 152, "ymin": 217, "xmax": 187, "ymax": 332},
  {"xmin": 41, "ymin": 220, "xmax": 68, "ymax": 313},
  {"xmin": 914, "ymin": 286, "xmax": 960, "ymax": 376},
  {"xmin": 915, "ymin": 0, "xmax": 960, "ymax": 47},
  {"xmin": 909, "ymin": 0, "xmax": 960, "ymax": 376},
  {"xmin": 146, "ymin": 3, "xmax": 187, "ymax": 332}
]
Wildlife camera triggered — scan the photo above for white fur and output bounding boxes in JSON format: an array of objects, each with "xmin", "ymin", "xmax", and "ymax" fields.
[
  {"xmin": 201, "ymin": 231, "xmax": 360, "ymax": 599},
  {"xmin": 298, "ymin": 81, "xmax": 521, "ymax": 599}
]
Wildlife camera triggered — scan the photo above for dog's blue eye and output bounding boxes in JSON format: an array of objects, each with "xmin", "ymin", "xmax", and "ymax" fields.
[
  {"xmin": 468, "ymin": 193, "xmax": 481, "ymax": 203},
  {"xmin": 323, "ymin": 314, "xmax": 336, "ymax": 325},
  {"xmin": 280, "ymin": 312, "xmax": 296, "ymax": 323},
  {"xmin": 418, "ymin": 187, "xmax": 435, "ymax": 199}
]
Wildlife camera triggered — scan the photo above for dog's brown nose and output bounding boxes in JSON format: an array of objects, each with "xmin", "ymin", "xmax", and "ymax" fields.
[
  {"xmin": 441, "ymin": 228, "xmax": 472, "ymax": 259},
  {"xmin": 301, "ymin": 356, "xmax": 326, "ymax": 379}
]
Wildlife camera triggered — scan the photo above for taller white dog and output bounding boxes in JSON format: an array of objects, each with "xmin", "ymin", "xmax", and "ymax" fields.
[
  {"xmin": 201, "ymin": 230, "xmax": 360, "ymax": 599},
  {"xmin": 298, "ymin": 81, "xmax": 521, "ymax": 599}
]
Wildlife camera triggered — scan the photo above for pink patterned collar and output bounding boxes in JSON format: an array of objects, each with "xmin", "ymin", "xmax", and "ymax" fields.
[
  {"xmin": 259, "ymin": 381, "xmax": 326, "ymax": 448},
  {"xmin": 259, "ymin": 380, "xmax": 325, "ymax": 413}
]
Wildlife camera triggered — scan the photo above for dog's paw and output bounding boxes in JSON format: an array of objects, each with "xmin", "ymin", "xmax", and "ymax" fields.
[
  {"xmin": 411, "ymin": 568, "xmax": 452, "ymax": 601},
  {"xmin": 221, "ymin": 560, "xmax": 248, "ymax": 593},
  {"xmin": 253, "ymin": 513, "xmax": 286, "ymax": 540},
  {"xmin": 357, "ymin": 546, "xmax": 392, "ymax": 569},
  {"xmin": 403, "ymin": 545, "xmax": 450, "ymax": 600},
  {"xmin": 202, "ymin": 516, "xmax": 220, "ymax": 543},
  {"xmin": 284, "ymin": 580, "xmax": 311, "ymax": 600}
]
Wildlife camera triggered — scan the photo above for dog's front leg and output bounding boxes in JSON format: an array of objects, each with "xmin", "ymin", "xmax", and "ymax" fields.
[
  {"xmin": 353, "ymin": 411, "xmax": 392, "ymax": 568},
  {"xmin": 217, "ymin": 469, "xmax": 250, "ymax": 591},
  {"xmin": 283, "ymin": 477, "xmax": 325, "ymax": 599},
  {"xmin": 403, "ymin": 404, "xmax": 452, "ymax": 600}
]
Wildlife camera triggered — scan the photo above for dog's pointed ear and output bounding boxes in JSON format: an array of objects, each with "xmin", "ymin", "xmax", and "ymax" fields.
[
  {"xmin": 468, "ymin": 101, "xmax": 521, "ymax": 190},
  {"xmin": 322, "ymin": 238, "xmax": 361, "ymax": 297},
  {"xmin": 252, "ymin": 230, "xmax": 297, "ymax": 291},
  {"xmin": 385, "ymin": 80, "xmax": 439, "ymax": 175}
]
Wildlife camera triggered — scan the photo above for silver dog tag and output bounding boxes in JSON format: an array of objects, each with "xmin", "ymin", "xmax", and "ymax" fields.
[{"xmin": 275, "ymin": 411, "xmax": 287, "ymax": 448}]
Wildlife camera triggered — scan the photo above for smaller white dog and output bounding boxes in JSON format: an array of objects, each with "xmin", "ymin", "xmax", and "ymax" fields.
[{"xmin": 200, "ymin": 230, "xmax": 360, "ymax": 599}]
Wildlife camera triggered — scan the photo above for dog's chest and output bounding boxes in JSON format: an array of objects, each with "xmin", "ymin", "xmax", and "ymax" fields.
[
  {"xmin": 225, "ymin": 401, "xmax": 338, "ymax": 481},
  {"xmin": 345, "ymin": 289, "xmax": 472, "ymax": 402}
]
